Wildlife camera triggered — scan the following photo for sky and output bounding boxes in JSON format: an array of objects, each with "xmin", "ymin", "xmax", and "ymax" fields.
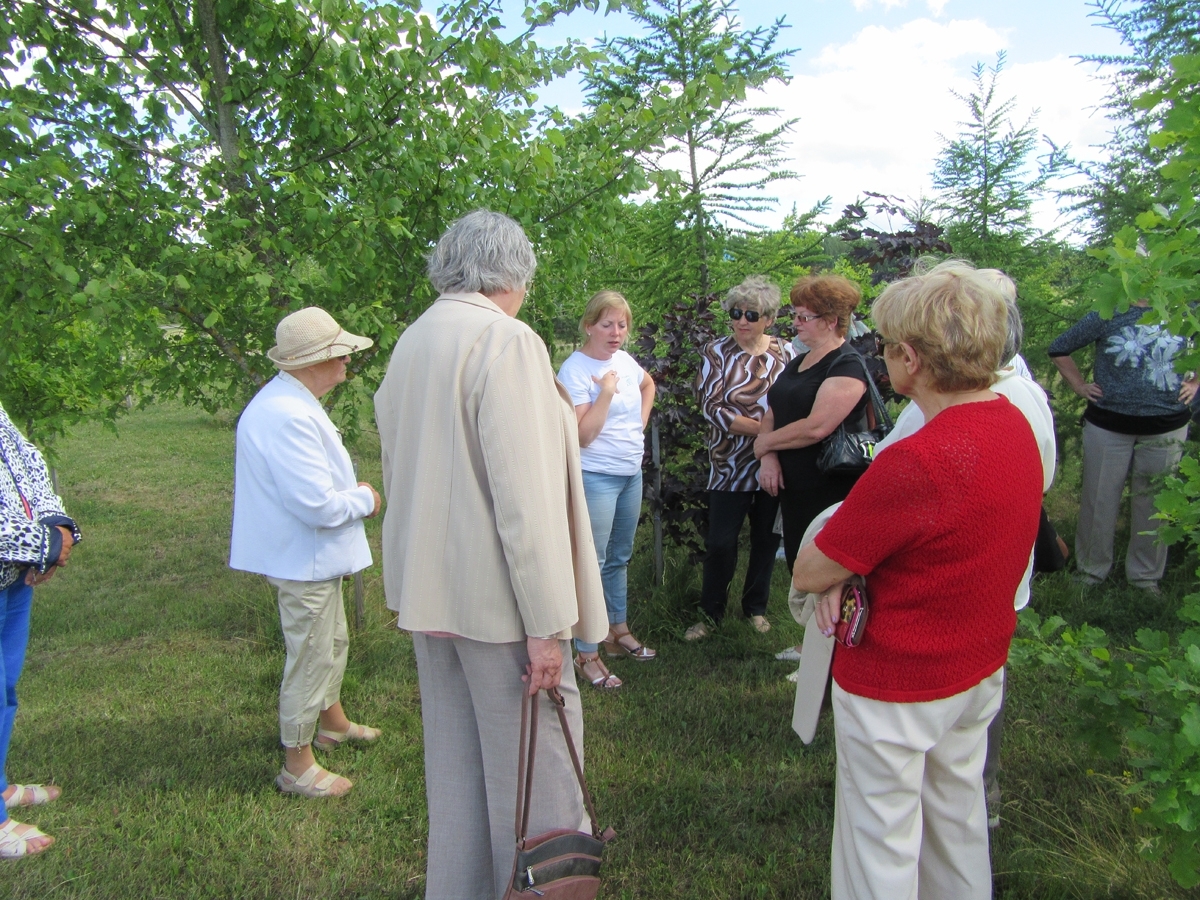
[{"xmin": 503, "ymin": 0, "xmax": 1130, "ymax": 234}]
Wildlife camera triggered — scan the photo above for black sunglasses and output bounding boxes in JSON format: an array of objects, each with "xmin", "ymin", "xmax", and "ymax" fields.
[{"xmin": 728, "ymin": 308, "xmax": 762, "ymax": 323}]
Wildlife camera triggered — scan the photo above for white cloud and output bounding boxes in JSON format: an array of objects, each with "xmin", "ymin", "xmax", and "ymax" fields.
[{"xmin": 757, "ymin": 16, "xmax": 1112, "ymax": 234}]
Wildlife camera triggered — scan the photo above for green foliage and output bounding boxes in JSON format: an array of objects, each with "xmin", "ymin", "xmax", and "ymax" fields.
[
  {"xmin": 1088, "ymin": 50, "xmax": 1200, "ymax": 372},
  {"xmin": 933, "ymin": 52, "xmax": 1047, "ymax": 253},
  {"xmin": 712, "ymin": 203, "xmax": 829, "ymax": 292},
  {"xmin": 0, "ymin": 0, "xmax": 647, "ymax": 440},
  {"xmin": 1014, "ymin": 605, "xmax": 1200, "ymax": 888},
  {"xmin": 1066, "ymin": 0, "xmax": 1200, "ymax": 242},
  {"xmin": 1024, "ymin": 44, "xmax": 1200, "ymax": 888},
  {"xmin": 585, "ymin": 0, "xmax": 796, "ymax": 295}
]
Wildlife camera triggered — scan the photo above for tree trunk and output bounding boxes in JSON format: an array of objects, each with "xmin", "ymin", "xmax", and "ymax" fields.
[{"xmin": 195, "ymin": 0, "xmax": 244, "ymax": 191}]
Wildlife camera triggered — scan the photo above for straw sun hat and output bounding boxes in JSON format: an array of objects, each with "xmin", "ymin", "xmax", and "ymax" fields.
[{"xmin": 267, "ymin": 307, "xmax": 373, "ymax": 371}]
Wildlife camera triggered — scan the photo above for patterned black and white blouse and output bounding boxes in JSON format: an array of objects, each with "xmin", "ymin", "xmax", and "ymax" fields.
[
  {"xmin": 696, "ymin": 335, "xmax": 798, "ymax": 491},
  {"xmin": 0, "ymin": 402, "xmax": 80, "ymax": 590}
]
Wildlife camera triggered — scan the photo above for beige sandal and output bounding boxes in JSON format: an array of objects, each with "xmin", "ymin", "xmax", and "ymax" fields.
[
  {"xmin": 0, "ymin": 818, "xmax": 54, "ymax": 859},
  {"xmin": 4, "ymin": 784, "xmax": 60, "ymax": 809},
  {"xmin": 275, "ymin": 763, "xmax": 352, "ymax": 798},
  {"xmin": 603, "ymin": 629, "xmax": 657, "ymax": 661},
  {"xmin": 574, "ymin": 655, "xmax": 622, "ymax": 691},
  {"xmin": 313, "ymin": 722, "xmax": 381, "ymax": 752}
]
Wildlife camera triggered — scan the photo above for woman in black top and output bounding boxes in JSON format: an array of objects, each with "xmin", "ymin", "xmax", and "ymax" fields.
[{"xmin": 756, "ymin": 275, "xmax": 869, "ymax": 569}]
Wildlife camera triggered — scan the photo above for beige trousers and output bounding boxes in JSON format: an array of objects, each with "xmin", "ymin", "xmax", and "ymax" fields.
[
  {"xmin": 267, "ymin": 576, "xmax": 348, "ymax": 748},
  {"xmin": 831, "ymin": 669, "xmax": 1004, "ymax": 900},
  {"xmin": 1077, "ymin": 421, "xmax": 1187, "ymax": 586},
  {"xmin": 412, "ymin": 633, "xmax": 586, "ymax": 900}
]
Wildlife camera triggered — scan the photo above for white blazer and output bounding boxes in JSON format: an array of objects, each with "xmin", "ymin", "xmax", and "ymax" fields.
[{"xmin": 230, "ymin": 372, "xmax": 374, "ymax": 581}]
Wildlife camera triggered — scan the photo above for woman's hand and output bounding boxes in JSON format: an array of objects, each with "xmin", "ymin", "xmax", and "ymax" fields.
[
  {"xmin": 523, "ymin": 636, "xmax": 563, "ymax": 695},
  {"xmin": 1180, "ymin": 377, "xmax": 1199, "ymax": 406},
  {"xmin": 757, "ymin": 452, "xmax": 784, "ymax": 495},
  {"xmin": 753, "ymin": 431, "xmax": 772, "ymax": 459},
  {"xmin": 813, "ymin": 582, "xmax": 847, "ymax": 637},
  {"xmin": 592, "ymin": 370, "xmax": 619, "ymax": 396},
  {"xmin": 1052, "ymin": 355, "xmax": 1103, "ymax": 402},
  {"xmin": 25, "ymin": 565, "xmax": 57, "ymax": 586},
  {"xmin": 359, "ymin": 481, "xmax": 382, "ymax": 518},
  {"xmin": 54, "ymin": 526, "xmax": 74, "ymax": 566}
]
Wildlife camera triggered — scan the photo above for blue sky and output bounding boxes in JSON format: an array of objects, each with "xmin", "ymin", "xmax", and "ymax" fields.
[{"xmin": 503, "ymin": 0, "xmax": 1130, "ymax": 232}]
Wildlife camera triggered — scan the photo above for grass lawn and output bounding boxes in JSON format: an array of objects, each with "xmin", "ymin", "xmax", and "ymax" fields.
[{"xmin": 3, "ymin": 401, "xmax": 1192, "ymax": 898}]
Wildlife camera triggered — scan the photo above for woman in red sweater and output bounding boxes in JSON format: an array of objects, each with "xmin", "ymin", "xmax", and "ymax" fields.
[{"xmin": 793, "ymin": 266, "xmax": 1043, "ymax": 900}]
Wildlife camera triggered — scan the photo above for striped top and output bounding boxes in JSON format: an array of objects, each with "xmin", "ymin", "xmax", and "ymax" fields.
[{"xmin": 696, "ymin": 335, "xmax": 797, "ymax": 491}]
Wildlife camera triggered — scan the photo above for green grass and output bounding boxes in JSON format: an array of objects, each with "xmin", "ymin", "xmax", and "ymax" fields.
[{"xmin": 1, "ymin": 402, "xmax": 1192, "ymax": 898}]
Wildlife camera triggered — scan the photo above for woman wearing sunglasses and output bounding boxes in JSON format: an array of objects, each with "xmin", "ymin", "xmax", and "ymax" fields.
[
  {"xmin": 754, "ymin": 276, "xmax": 870, "ymax": 574},
  {"xmin": 685, "ymin": 276, "xmax": 797, "ymax": 641}
]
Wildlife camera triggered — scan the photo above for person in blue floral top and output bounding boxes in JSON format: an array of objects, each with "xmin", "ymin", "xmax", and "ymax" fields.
[
  {"xmin": 1049, "ymin": 301, "xmax": 1198, "ymax": 592},
  {"xmin": 0, "ymin": 401, "xmax": 80, "ymax": 859}
]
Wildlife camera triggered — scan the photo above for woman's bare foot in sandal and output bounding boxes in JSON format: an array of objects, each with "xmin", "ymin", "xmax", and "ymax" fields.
[
  {"xmin": 602, "ymin": 625, "xmax": 656, "ymax": 661},
  {"xmin": 0, "ymin": 818, "xmax": 54, "ymax": 858},
  {"xmin": 281, "ymin": 745, "xmax": 351, "ymax": 797},
  {"xmin": 574, "ymin": 653, "xmax": 622, "ymax": 690},
  {"xmin": 3, "ymin": 784, "xmax": 60, "ymax": 810}
]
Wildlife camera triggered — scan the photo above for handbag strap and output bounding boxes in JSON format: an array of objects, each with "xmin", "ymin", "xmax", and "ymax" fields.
[
  {"xmin": 843, "ymin": 347, "xmax": 893, "ymax": 432},
  {"xmin": 513, "ymin": 686, "xmax": 604, "ymax": 843}
]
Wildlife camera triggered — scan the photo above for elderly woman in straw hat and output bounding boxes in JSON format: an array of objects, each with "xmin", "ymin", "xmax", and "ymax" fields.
[{"xmin": 230, "ymin": 307, "xmax": 383, "ymax": 798}]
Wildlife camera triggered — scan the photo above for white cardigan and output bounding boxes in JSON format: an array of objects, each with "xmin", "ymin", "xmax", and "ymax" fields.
[{"xmin": 229, "ymin": 372, "xmax": 374, "ymax": 581}]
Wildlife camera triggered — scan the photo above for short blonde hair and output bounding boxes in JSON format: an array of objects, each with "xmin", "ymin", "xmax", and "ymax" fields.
[
  {"xmin": 580, "ymin": 290, "xmax": 633, "ymax": 338},
  {"xmin": 722, "ymin": 276, "xmax": 782, "ymax": 319},
  {"xmin": 873, "ymin": 267, "xmax": 1007, "ymax": 393}
]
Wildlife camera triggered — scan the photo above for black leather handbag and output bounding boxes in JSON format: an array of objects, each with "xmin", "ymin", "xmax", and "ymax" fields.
[
  {"xmin": 816, "ymin": 350, "xmax": 893, "ymax": 476},
  {"xmin": 502, "ymin": 687, "xmax": 615, "ymax": 899}
]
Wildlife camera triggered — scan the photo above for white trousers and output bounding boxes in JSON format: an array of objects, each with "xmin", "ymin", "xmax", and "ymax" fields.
[
  {"xmin": 413, "ymin": 633, "xmax": 587, "ymax": 900},
  {"xmin": 1077, "ymin": 421, "xmax": 1187, "ymax": 585},
  {"xmin": 267, "ymin": 576, "xmax": 348, "ymax": 748},
  {"xmin": 831, "ymin": 669, "xmax": 1004, "ymax": 900}
]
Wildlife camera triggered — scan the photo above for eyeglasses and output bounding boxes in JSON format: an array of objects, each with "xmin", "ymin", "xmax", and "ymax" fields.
[
  {"xmin": 794, "ymin": 313, "xmax": 824, "ymax": 324},
  {"xmin": 729, "ymin": 308, "xmax": 762, "ymax": 323}
]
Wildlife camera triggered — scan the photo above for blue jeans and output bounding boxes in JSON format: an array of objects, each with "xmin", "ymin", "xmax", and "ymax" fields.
[
  {"xmin": 576, "ymin": 470, "xmax": 642, "ymax": 654},
  {"xmin": 0, "ymin": 578, "xmax": 34, "ymax": 796}
]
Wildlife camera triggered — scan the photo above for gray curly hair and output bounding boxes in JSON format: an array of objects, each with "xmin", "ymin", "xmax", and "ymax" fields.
[{"xmin": 427, "ymin": 210, "xmax": 537, "ymax": 295}]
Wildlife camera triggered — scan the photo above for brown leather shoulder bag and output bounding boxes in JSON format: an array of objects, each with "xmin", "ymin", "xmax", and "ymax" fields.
[{"xmin": 502, "ymin": 687, "xmax": 615, "ymax": 899}]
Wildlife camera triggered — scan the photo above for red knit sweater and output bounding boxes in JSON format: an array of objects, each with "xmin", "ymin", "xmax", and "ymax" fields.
[{"xmin": 815, "ymin": 397, "xmax": 1043, "ymax": 703}]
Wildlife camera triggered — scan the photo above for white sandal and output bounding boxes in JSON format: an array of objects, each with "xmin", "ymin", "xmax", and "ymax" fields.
[
  {"xmin": 0, "ymin": 818, "xmax": 54, "ymax": 859},
  {"xmin": 312, "ymin": 722, "xmax": 381, "ymax": 752},
  {"xmin": 4, "ymin": 784, "xmax": 60, "ymax": 809},
  {"xmin": 275, "ymin": 763, "xmax": 352, "ymax": 798}
]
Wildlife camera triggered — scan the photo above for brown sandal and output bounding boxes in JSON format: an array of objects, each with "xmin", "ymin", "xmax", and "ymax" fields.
[
  {"xmin": 602, "ymin": 629, "xmax": 657, "ymax": 661},
  {"xmin": 574, "ymin": 654, "xmax": 622, "ymax": 690}
]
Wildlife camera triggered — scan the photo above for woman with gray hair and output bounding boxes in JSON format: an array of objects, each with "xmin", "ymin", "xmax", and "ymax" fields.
[
  {"xmin": 685, "ymin": 276, "xmax": 797, "ymax": 641},
  {"xmin": 374, "ymin": 210, "xmax": 608, "ymax": 899}
]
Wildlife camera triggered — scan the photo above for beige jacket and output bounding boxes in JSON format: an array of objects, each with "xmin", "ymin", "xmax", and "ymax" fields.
[{"xmin": 374, "ymin": 292, "xmax": 608, "ymax": 644}]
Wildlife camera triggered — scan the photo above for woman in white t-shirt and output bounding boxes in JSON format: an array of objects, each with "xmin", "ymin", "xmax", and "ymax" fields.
[{"xmin": 557, "ymin": 291, "xmax": 656, "ymax": 690}]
